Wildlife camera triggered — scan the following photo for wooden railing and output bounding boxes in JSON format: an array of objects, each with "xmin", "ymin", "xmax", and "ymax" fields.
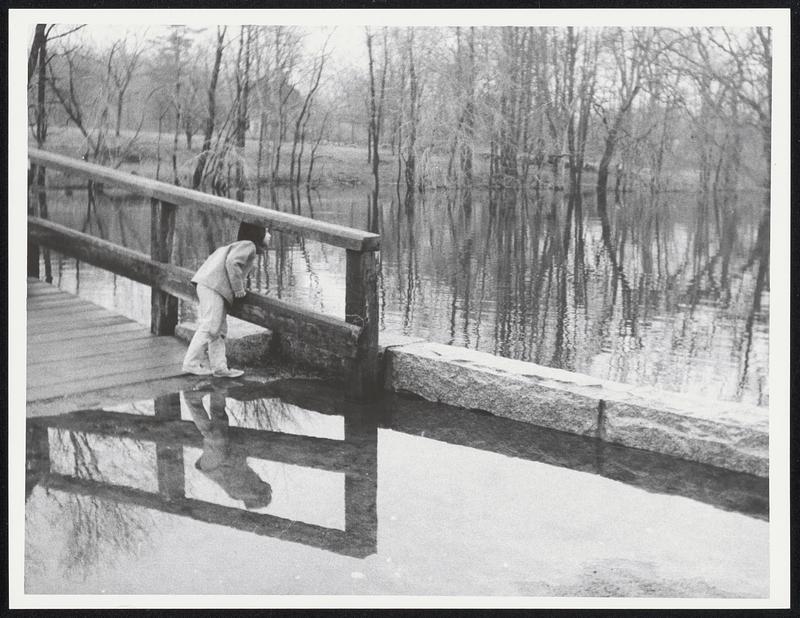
[{"xmin": 27, "ymin": 148, "xmax": 381, "ymax": 398}]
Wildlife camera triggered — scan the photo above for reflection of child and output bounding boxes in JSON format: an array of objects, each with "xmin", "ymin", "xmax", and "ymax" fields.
[
  {"xmin": 182, "ymin": 222, "xmax": 271, "ymax": 378},
  {"xmin": 183, "ymin": 390, "xmax": 273, "ymax": 510}
]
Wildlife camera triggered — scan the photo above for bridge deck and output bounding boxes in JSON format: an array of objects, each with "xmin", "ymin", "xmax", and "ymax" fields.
[{"xmin": 26, "ymin": 278, "xmax": 188, "ymax": 402}]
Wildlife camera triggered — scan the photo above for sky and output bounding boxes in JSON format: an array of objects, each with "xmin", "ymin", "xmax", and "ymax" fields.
[{"xmin": 35, "ymin": 23, "xmax": 368, "ymax": 71}]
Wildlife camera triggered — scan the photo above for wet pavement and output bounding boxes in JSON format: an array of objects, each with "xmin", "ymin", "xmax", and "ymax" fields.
[{"xmin": 25, "ymin": 378, "xmax": 769, "ymax": 597}]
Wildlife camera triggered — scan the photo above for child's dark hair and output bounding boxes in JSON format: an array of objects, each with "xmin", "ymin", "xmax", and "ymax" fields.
[{"xmin": 237, "ymin": 222, "xmax": 266, "ymax": 244}]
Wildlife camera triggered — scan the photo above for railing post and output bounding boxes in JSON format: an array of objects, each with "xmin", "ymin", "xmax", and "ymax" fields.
[
  {"xmin": 343, "ymin": 411, "xmax": 378, "ymax": 553},
  {"xmin": 26, "ymin": 422, "xmax": 50, "ymax": 500},
  {"xmin": 150, "ymin": 198, "xmax": 178, "ymax": 335},
  {"xmin": 345, "ymin": 249, "xmax": 379, "ymax": 399},
  {"xmin": 27, "ymin": 164, "xmax": 40, "ymax": 278},
  {"xmin": 154, "ymin": 392, "xmax": 185, "ymax": 501}
]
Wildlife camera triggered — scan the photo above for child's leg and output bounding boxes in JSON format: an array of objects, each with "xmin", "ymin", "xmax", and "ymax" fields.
[
  {"xmin": 199, "ymin": 288, "xmax": 230, "ymax": 373},
  {"xmin": 207, "ymin": 333, "xmax": 228, "ymax": 372},
  {"xmin": 207, "ymin": 303, "xmax": 243, "ymax": 377},
  {"xmin": 183, "ymin": 284, "xmax": 226, "ymax": 371},
  {"xmin": 183, "ymin": 326, "xmax": 211, "ymax": 370}
]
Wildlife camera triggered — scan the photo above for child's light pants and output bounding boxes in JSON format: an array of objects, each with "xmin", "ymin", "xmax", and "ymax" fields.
[{"xmin": 182, "ymin": 283, "xmax": 230, "ymax": 372}]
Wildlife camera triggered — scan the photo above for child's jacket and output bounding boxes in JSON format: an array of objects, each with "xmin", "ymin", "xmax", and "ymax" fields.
[{"xmin": 191, "ymin": 240, "xmax": 257, "ymax": 304}]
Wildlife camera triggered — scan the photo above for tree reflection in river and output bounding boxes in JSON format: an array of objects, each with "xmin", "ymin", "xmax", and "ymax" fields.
[
  {"xmin": 37, "ymin": 180, "xmax": 769, "ymax": 405},
  {"xmin": 25, "ymin": 426, "xmax": 157, "ymax": 582}
]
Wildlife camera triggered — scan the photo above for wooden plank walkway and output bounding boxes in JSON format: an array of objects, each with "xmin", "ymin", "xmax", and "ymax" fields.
[{"xmin": 27, "ymin": 278, "xmax": 188, "ymax": 402}]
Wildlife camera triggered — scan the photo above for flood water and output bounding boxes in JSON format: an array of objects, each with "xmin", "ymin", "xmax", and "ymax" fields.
[
  {"xmin": 25, "ymin": 379, "xmax": 768, "ymax": 596},
  {"xmin": 33, "ymin": 182, "xmax": 769, "ymax": 407}
]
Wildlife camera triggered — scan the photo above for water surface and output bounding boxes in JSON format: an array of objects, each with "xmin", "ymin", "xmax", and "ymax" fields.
[
  {"xmin": 25, "ymin": 379, "xmax": 768, "ymax": 596},
  {"xmin": 32, "ymin": 183, "xmax": 769, "ymax": 406}
]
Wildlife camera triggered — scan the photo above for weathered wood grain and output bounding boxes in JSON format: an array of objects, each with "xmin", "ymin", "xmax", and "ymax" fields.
[
  {"xmin": 29, "ymin": 321, "xmax": 145, "ymax": 344},
  {"xmin": 26, "ymin": 365, "xmax": 186, "ymax": 402},
  {"xmin": 26, "ymin": 282, "xmax": 190, "ymax": 402},
  {"xmin": 150, "ymin": 198, "xmax": 178, "ymax": 335},
  {"xmin": 30, "ymin": 148, "xmax": 380, "ymax": 252},
  {"xmin": 29, "ymin": 216, "xmax": 362, "ymax": 359},
  {"xmin": 346, "ymin": 249, "xmax": 380, "ymax": 398},
  {"xmin": 29, "ymin": 314, "xmax": 133, "ymax": 335},
  {"xmin": 27, "ymin": 334, "xmax": 174, "ymax": 365},
  {"xmin": 27, "ymin": 350, "xmax": 186, "ymax": 390},
  {"xmin": 27, "ymin": 328, "xmax": 156, "ymax": 355}
]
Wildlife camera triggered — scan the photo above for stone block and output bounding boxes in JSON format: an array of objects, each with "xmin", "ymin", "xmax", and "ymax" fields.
[
  {"xmin": 382, "ymin": 340, "xmax": 770, "ymax": 477},
  {"xmin": 175, "ymin": 317, "xmax": 272, "ymax": 366},
  {"xmin": 601, "ymin": 384, "xmax": 768, "ymax": 477},
  {"xmin": 384, "ymin": 341, "xmax": 601, "ymax": 436}
]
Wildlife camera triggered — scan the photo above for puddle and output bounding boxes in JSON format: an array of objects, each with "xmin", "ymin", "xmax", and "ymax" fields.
[{"xmin": 25, "ymin": 379, "xmax": 769, "ymax": 597}]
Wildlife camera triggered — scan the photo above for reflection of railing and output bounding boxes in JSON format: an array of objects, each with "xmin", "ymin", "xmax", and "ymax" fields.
[
  {"xmin": 26, "ymin": 383, "xmax": 378, "ymax": 559},
  {"xmin": 27, "ymin": 148, "xmax": 380, "ymax": 397}
]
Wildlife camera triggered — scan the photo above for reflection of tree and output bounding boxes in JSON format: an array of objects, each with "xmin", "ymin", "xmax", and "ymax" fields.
[
  {"xmin": 37, "ymin": 428, "xmax": 155, "ymax": 581},
  {"xmin": 365, "ymin": 186, "xmax": 387, "ymax": 331},
  {"xmin": 445, "ymin": 189, "xmax": 475, "ymax": 346},
  {"xmin": 552, "ymin": 190, "xmax": 574, "ymax": 368},
  {"xmin": 736, "ymin": 205, "xmax": 769, "ymax": 403},
  {"xmin": 81, "ymin": 182, "xmax": 105, "ymax": 238},
  {"xmin": 399, "ymin": 189, "xmax": 420, "ymax": 333},
  {"xmin": 492, "ymin": 190, "xmax": 516, "ymax": 357},
  {"xmin": 227, "ymin": 394, "xmax": 301, "ymax": 433},
  {"xmin": 595, "ymin": 186, "xmax": 640, "ymax": 364}
]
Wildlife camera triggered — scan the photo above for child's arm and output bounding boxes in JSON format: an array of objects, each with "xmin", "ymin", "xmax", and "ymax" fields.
[{"xmin": 225, "ymin": 241, "xmax": 257, "ymax": 299}]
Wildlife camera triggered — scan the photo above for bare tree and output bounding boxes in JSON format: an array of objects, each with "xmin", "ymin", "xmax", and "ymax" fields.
[
  {"xmin": 290, "ymin": 38, "xmax": 328, "ymax": 187},
  {"xmin": 365, "ymin": 27, "xmax": 389, "ymax": 193},
  {"xmin": 305, "ymin": 110, "xmax": 330, "ymax": 186},
  {"xmin": 234, "ymin": 25, "xmax": 254, "ymax": 201},
  {"xmin": 108, "ymin": 34, "xmax": 146, "ymax": 138},
  {"xmin": 404, "ymin": 28, "xmax": 420, "ymax": 192},
  {"xmin": 192, "ymin": 26, "xmax": 227, "ymax": 189},
  {"xmin": 595, "ymin": 28, "xmax": 651, "ymax": 195},
  {"xmin": 685, "ymin": 27, "xmax": 772, "ymax": 190}
]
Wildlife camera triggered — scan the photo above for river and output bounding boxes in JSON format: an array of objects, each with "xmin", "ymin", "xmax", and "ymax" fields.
[{"xmin": 32, "ymin": 182, "xmax": 769, "ymax": 407}]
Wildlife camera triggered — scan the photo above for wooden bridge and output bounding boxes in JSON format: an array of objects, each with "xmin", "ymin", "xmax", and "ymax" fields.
[{"xmin": 27, "ymin": 148, "xmax": 381, "ymax": 402}]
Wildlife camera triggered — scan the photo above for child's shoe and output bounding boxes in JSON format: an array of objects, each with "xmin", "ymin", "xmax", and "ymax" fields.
[
  {"xmin": 212, "ymin": 367, "xmax": 244, "ymax": 378},
  {"xmin": 182, "ymin": 362, "xmax": 213, "ymax": 376}
]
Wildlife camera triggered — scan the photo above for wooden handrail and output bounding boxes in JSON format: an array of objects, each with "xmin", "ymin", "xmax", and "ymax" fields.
[
  {"xmin": 28, "ymin": 216, "xmax": 363, "ymax": 360},
  {"xmin": 29, "ymin": 148, "xmax": 380, "ymax": 252}
]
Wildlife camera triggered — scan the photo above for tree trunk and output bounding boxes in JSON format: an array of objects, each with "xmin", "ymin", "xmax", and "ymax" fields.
[
  {"xmin": 256, "ymin": 111, "xmax": 267, "ymax": 201},
  {"xmin": 115, "ymin": 93, "xmax": 124, "ymax": 138},
  {"xmin": 366, "ymin": 31, "xmax": 381, "ymax": 193},
  {"xmin": 172, "ymin": 47, "xmax": 182, "ymax": 187},
  {"xmin": 235, "ymin": 26, "xmax": 252, "ymax": 202},
  {"xmin": 596, "ymin": 85, "xmax": 639, "ymax": 195},
  {"xmin": 306, "ymin": 112, "xmax": 329, "ymax": 186},
  {"xmin": 405, "ymin": 30, "xmax": 418, "ymax": 192},
  {"xmin": 192, "ymin": 29, "xmax": 225, "ymax": 189}
]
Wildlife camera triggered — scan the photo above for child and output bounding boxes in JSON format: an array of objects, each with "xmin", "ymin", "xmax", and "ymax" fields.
[{"xmin": 182, "ymin": 221, "xmax": 271, "ymax": 378}]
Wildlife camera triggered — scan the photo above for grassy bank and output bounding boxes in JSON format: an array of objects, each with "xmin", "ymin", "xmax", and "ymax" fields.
[{"xmin": 29, "ymin": 126, "xmax": 703, "ymax": 194}]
